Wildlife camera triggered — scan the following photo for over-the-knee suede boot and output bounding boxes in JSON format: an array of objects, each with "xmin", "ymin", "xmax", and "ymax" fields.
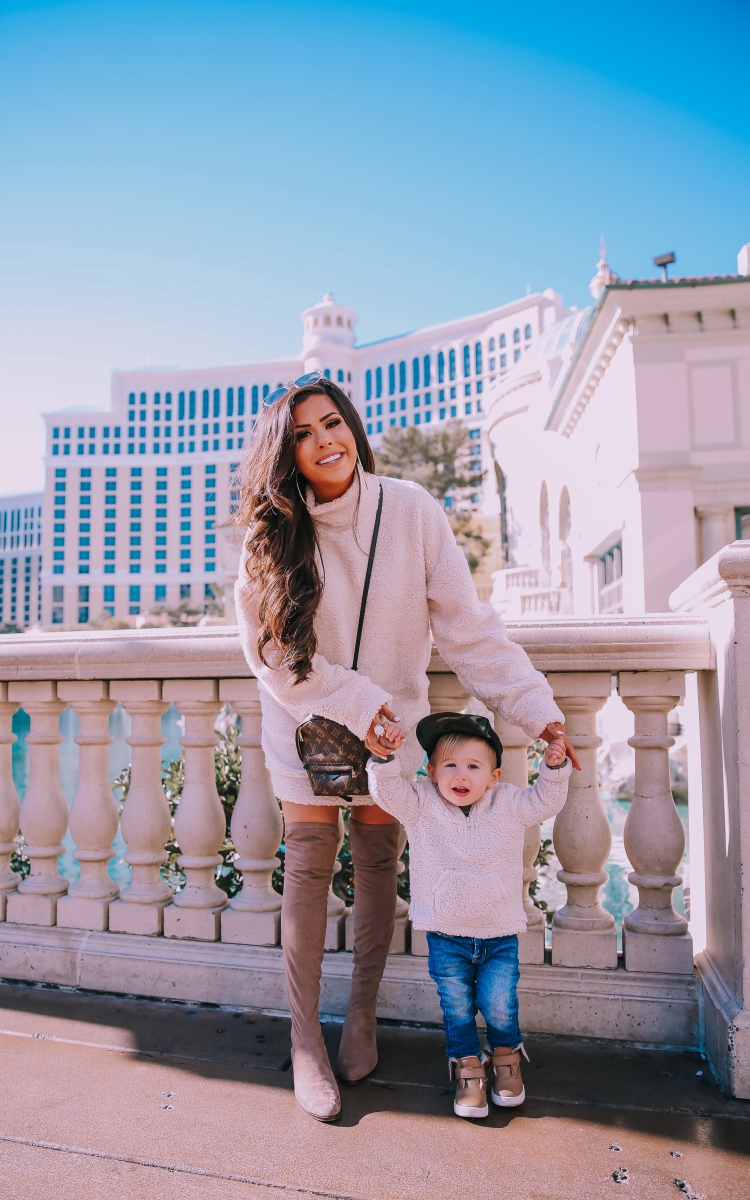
[
  {"xmin": 337, "ymin": 820, "xmax": 400, "ymax": 1083},
  {"xmin": 282, "ymin": 821, "xmax": 341, "ymax": 1121}
]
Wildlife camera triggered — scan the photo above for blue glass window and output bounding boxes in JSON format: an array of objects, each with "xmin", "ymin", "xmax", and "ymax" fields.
[
  {"xmin": 437, "ymin": 352, "xmax": 444, "ymax": 384},
  {"xmin": 449, "ymin": 349, "xmax": 456, "ymax": 381},
  {"xmin": 337, "ymin": 369, "xmax": 344, "ymax": 382},
  {"xmin": 489, "ymin": 338, "xmax": 495, "ymax": 351},
  {"xmin": 388, "ymin": 364, "xmax": 395, "ymax": 395},
  {"xmin": 366, "ymin": 423, "xmax": 372, "ymax": 435},
  {"xmin": 424, "ymin": 392, "xmax": 431, "ymax": 406},
  {"xmin": 500, "ymin": 333, "xmax": 506, "ymax": 348},
  {"xmin": 213, "ymin": 388, "xmax": 220, "ymax": 417},
  {"xmin": 500, "ymin": 354, "xmax": 507, "ymax": 368},
  {"xmin": 400, "ymin": 397, "xmax": 406, "ymax": 411},
  {"xmin": 238, "ymin": 386, "xmax": 245, "ymax": 415},
  {"xmin": 389, "ymin": 400, "xmax": 395, "ymax": 413},
  {"xmin": 513, "ymin": 328, "xmax": 520, "ymax": 344},
  {"xmin": 252, "ymin": 385, "xmax": 258, "ymax": 415},
  {"xmin": 227, "ymin": 388, "xmax": 234, "ymax": 417},
  {"xmin": 423, "ymin": 356, "xmax": 431, "ymax": 387},
  {"xmin": 376, "ymin": 367, "xmax": 382, "ymax": 398},
  {"xmin": 399, "ymin": 361, "xmax": 406, "ymax": 392},
  {"xmin": 263, "ymin": 384, "xmax": 269, "ymax": 399},
  {"xmin": 475, "ymin": 343, "xmax": 482, "ymax": 375},
  {"xmin": 189, "ymin": 390, "xmax": 196, "ymax": 419},
  {"xmin": 463, "ymin": 345, "xmax": 471, "ymax": 377},
  {"xmin": 366, "ymin": 370, "xmax": 372, "ymax": 401},
  {"xmin": 525, "ymin": 324, "xmax": 532, "ymax": 340},
  {"xmin": 415, "ymin": 413, "xmax": 421, "ymax": 425},
  {"xmin": 413, "ymin": 395, "xmax": 420, "ymax": 408},
  {"xmin": 514, "ymin": 348, "xmax": 521, "ymax": 362},
  {"xmin": 412, "ymin": 358, "xmax": 419, "ymax": 390}
]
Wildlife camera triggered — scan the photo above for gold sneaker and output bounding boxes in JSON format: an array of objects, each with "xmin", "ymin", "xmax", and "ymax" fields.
[
  {"xmin": 449, "ymin": 1055, "xmax": 489, "ymax": 1118},
  {"xmin": 490, "ymin": 1045, "xmax": 529, "ymax": 1107}
]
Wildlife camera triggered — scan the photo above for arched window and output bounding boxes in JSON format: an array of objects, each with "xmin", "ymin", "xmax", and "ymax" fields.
[
  {"xmin": 202, "ymin": 390, "xmax": 209, "ymax": 419},
  {"xmin": 489, "ymin": 338, "xmax": 495, "ymax": 351},
  {"xmin": 213, "ymin": 389, "xmax": 220, "ymax": 418},
  {"xmin": 525, "ymin": 324, "xmax": 532, "ymax": 340},
  {"xmin": 412, "ymin": 358, "xmax": 420, "ymax": 389},
  {"xmin": 238, "ymin": 387, "xmax": 245, "ymax": 415},
  {"xmin": 337, "ymin": 369, "xmax": 343, "ymax": 382},
  {"xmin": 251, "ymin": 386, "xmax": 259, "ymax": 415},
  {"xmin": 376, "ymin": 367, "xmax": 383, "ymax": 398},
  {"xmin": 475, "ymin": 343, "xmax": 482, "ymax": 375},
  {"xmin": 463, "ymin": 345, "xmax": 470, "ymax": 377},
  {"xmin": 388, "ymin": 364, "xmax": 395, "ymax": 395},
  {"xmin": 366, "ymin": 370, "xmax": 372, "ymax": 401},
  {"xmin": 178, "ymin": 392, "xmax": 185, "ymax": 421},
  {"xmin": 189, "ymin": 391, "xmax": 196, "ymax": 420},
  {"xmin": 324, "ymin": 315, "xmax": 331, "ymax": 326},
  {"xmin": 438, "ymin": 351, "xmax": 445, "ymax": 383},
  {"xmin": 227, "ymin": 388, "xmax": 234, "ymax": 417},
  {"xmin": 513, "ymin": 328, "xmax": 520, "ymax": 344},
  {"xmin": 423, "ymin": 355, "xmax": 431, "ymax": 387},
  {"xmin": 540, "ymin": 482, "xmax": 550, "ymax": 574},
  {"xmin": 449, "ymin": 349, "xmax": 456, "ymax": 381},
  {"xmin": 399, "ymin": 361, "xmax": 406, "ymax": 392},
  {"xmin": 559, "ymin": 487, "xmax": 573, "ymax": 594},
  {"xmin": 499, "ymin": 333, "xmax": 506, "ymax": 348}
]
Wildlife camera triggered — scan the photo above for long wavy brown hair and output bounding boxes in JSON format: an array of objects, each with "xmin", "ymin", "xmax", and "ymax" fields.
[{"xmin": 236, "ymin": 380, "xmax": 376, "ymax": 683}]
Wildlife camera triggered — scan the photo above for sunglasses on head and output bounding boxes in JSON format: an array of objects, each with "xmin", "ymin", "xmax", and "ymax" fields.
[{"xmin": 263, "ymin": 371, "xmax": 331, "ymax": 408}]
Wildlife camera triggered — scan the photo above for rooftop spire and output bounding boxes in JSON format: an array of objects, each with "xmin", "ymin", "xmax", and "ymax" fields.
[{"xmin": 589, "ymin": 237, "xmax": 616, "ymax": 300}]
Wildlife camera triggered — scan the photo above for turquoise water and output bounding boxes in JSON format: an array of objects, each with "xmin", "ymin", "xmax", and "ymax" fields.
[{"xmin": 10, "ymin": 711, "xmax": 688, "ymax": 942}]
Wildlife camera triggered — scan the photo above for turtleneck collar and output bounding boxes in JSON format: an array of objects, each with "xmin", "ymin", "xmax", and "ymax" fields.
[{"xmin": 305, "ymin": 463, "xmax": 380, "ymax": 533}]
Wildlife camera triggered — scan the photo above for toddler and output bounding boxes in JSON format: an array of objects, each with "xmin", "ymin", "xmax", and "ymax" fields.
[{"xmin": 366, "ymin": 711, "xmax": 570, "ymax": 1119}]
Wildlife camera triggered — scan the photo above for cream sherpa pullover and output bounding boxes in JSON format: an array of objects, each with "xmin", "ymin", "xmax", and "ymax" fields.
[
  {"xmin": 236, "ymin": 469, "xmax": 564, "ymax": 804},
  {"xmin": 367, "ymin": 755, "xmax": 572, "ymax": 938}
]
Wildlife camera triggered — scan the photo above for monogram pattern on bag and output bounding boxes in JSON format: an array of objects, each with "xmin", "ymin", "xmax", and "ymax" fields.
[{"xmin": 296, "ymin": 716, "xmax": 369, "ymax": 796}]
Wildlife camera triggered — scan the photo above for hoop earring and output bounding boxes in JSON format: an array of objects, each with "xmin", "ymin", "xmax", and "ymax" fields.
[{"xmin": 295, "ymin": 473, "xmax": 308, "ymax": 505}]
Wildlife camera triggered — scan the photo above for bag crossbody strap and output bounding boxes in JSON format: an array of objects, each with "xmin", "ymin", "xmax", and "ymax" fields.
[{"xmin": 351, "ymin": 484, "xmax": 384, "ymax": 672}]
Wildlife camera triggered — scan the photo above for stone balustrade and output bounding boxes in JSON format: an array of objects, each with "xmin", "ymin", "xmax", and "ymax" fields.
[{"xmin": 0, "ymin": 595, "xmax": 748, "ymax": 1097}]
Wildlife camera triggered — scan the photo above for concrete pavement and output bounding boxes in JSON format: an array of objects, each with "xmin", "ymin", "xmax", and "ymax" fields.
[{"xmin": 0, "ymin": 980, "xmax": 747, "ymax": 1200}]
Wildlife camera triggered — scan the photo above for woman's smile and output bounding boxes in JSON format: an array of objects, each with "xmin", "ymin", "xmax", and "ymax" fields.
[{"xmin": 317, "ymin": 451, "xmax": 344, "ymax": 466}]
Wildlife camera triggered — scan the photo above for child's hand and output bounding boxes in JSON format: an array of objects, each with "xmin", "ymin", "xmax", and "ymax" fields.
[
  {"xmin": 365, "ymin": 707, "xmax": 405, "ymax": 755},
  {"xmin": 544, "ymin": 732, "xmax": 567, "ymax": 768}
]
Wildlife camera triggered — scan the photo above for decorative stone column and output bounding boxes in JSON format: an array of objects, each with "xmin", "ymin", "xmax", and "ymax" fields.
[
  {"xmin": 427, "ymin": 668, "xmax": 471, "ymax": 715},
  {"xmin": 0, "ymin": 683, "xmax": 20, "ymax": 921},
  {"xmin": 108, "ymin": 681, "xmax": 173, "ymax": 936},
  {"xmin": 325, "ymin": 808, "xmax": 349, "ymax": 951},
  {"xmin": 696, "ymin": 505, "xmax": 735, "ymax": 566},
  {"xmin": 163, "ymin": 679, "xmax": 229, "ymax": 940},
  {"xmin": 619, "ymin": 671, "xmax": 693, "ymax": 974},
  {"xmin": 548, "ymin": 673, "xmax": 617, "ymax": 969},
  {"xmin": 494, "ymin": 713, "xmax": 542, "ymax": 964},
  {"xmin": 219, "ymin": 678, "xmax": 283, "ymax": 947},
  {"xmin": 6, "ymin": 681, "xmax": 68, "ymax": 926},
  {"xmin": 56, "ymin": 681, "xmax": 119, "ymax": 931}
]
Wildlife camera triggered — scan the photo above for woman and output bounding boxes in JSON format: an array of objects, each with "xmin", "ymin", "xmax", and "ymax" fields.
[{"xmin": 235, "ymin": 373, "xmax": 577, "ymax": 1122}]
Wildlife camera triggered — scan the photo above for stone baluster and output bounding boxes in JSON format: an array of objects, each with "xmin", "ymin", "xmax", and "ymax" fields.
[
  {"xmin": 6, "ymin": 682, "xmax": 68, "ymax": 926},
  {"xmin": 325, "ymin": 808, "xmax": 349, "ymax": 951},
  {"xmin": 494, "ymin": 713, "xmax": 542, "ymax": 964},
  {"xmin": 547, "ymin": 673, "xmax": 617, "ymax": 969},
  {"xmin": 163, "ymin": 680, "xmax": 229, "ymax": 940},
  {"xmin": 0, "ymin": 683, "xmax": 21, "ymax": 920},
  {"xmin": 427, "ymin": 669, "xmax": 471, "ymax": 715},
  {"xmin": 619, "ymin": 672, "xmax": 693, "ymax": 974},
  {"xmin": 219, "ymin": 679, "xmax": 283, "ymax": 947},
  {"xmin": 108, "ymin": 681, "xmax": 173, "ymax": 936},
  {"xmin": 56, "ymin": 682, "xmax": 119, "ymax": 931}
]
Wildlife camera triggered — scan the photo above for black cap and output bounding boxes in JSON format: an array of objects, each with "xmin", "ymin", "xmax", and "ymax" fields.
[{"xmin": 415, "ymin": 712, "xmax": 503, "ymax": 768}]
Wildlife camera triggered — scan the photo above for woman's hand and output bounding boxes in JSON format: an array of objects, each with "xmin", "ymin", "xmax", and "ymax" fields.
[
  {"xmin": 540, "ymin": 721, "xmax": 581, "ymax": 770},
  {"xmin": 364, "ymin": 705, "xmax": 403, "ymax": 756}
]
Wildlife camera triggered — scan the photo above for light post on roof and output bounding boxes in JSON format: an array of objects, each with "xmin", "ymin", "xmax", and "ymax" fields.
[{"xmin": 654, "ymin": 251, "xmax": 676, "ymax": 282}]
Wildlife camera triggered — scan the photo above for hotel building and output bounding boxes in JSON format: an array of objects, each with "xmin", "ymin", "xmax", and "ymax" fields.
[
  {"xmin": 0, "ymin": 491, "xmax": 43, "ymax": 629},
  {"xmin": 39, "ymin": 288, "xmax": 568, "ymax": 626}
]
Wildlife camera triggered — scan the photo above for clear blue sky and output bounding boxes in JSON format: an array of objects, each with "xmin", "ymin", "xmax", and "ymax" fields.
[{"xmin": 1, "ymin": 0, "xmax": 749, "ymax": 491}]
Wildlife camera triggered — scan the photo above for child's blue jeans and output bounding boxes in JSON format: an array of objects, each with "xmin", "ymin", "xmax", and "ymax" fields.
[{"xmin": 426, "ymin": 931, "xmax": 522, "ymax": 1059}]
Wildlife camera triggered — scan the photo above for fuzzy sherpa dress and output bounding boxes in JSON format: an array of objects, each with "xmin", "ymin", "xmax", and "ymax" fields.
[
  {"xmin": 367, "ymin": 756, "xmax": 573, "ymax": 938},
  {"xmin": 235, "ymin": 468, "xmax": 564, "ymax": 804}
]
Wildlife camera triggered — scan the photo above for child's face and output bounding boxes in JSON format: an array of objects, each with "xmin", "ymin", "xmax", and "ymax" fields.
[{"xmin": 427, "ymin": 738, "xmax": 502, "ymax": 807}]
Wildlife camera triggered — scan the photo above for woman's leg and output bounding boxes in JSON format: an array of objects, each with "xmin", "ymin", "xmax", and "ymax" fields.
[
  {"xmin": 337, "ymin": 804, "xmax": 400, "ymax": 1083},
  {"xmin": 427, "ymin": 932, "xmax": 483, "ymax": 1060},
  {"xmin": 280, "ymin": 804, "xmax": 340, "ymax": 1121}
]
